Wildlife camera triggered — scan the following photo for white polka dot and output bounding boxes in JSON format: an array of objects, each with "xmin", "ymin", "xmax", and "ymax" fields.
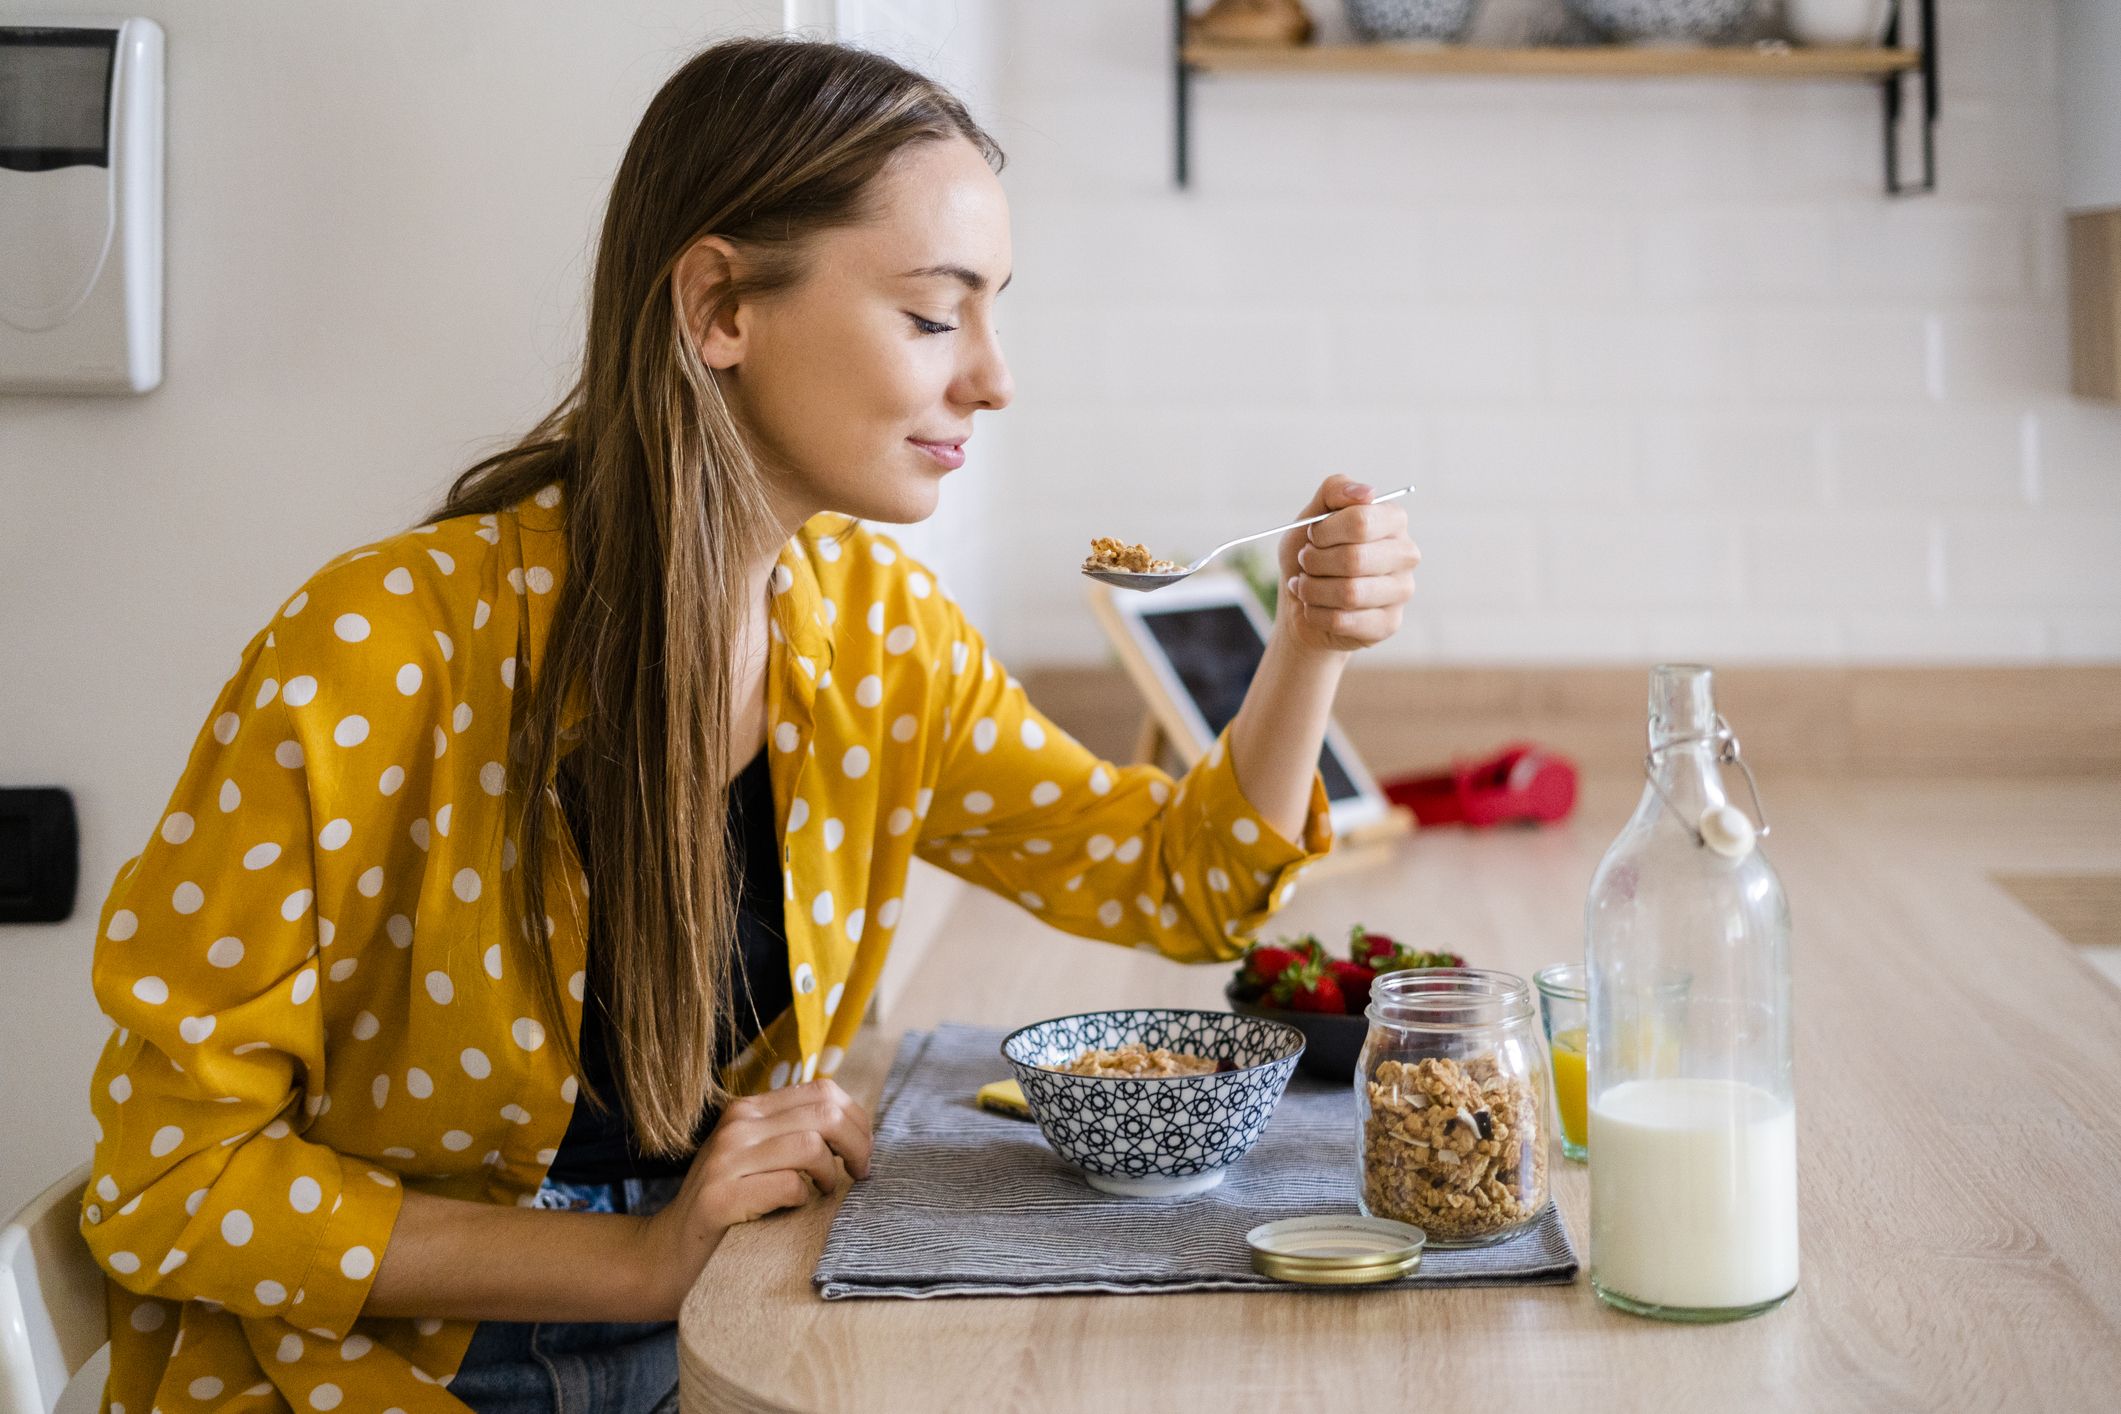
[
  {"xmin": 526, "ymin": 565, "xmax": 553, "ymax": 594},
  {"xmin": 108, "ymin": 1249, "xmax": 140, "ymax": 1274},
  {"xmin": 275, "ymin": 739, "xmax": 305, "ymax": 769},
  {"xmin": 1089, "ymin": 766, "xmax": 1112, "ymax": 796},
  {"xmin": 133, "ymin": 976, "xmax": 169, "ymax": 1006},
  {"xmin": 206, "ymin": 935, "xmax": 245, "ymax": 968},
  {"xmin": 370, "ymin": 1074, "xmax": 389, "ymax": 1108},
  {"xmin": 972, "ymin": 719, "xmax": 999, "ymax": 753},
  {"xmin": 434, "ymin": 630, "xmax": 454, "ymax": 662},
  {"xmin": 311, "ymin": 1381, "xmax": 345, "ymax": 1410},
  {"xmin": 853, "ymin": 674, "xmax": 886, "ymax": 709},
  {"xmin": 243, "ymin": 842, "xmax": 281, "ymax": 870},
  {"xmin": 891, "ymin": 714, "xmax": 917, "ymax": 742},
  {"xmin": 409, "ymin": 819, "xmax": 430, "ymax": 852},
  {"xmin": 452, "ymin": 702, "xmax": 473, "ymax": 733},
  {"xmin": 387, "ymin": 915, "xmax": 413, "ymax": 947},
  {"xmin": 823, "ymin": 818, "xmax": 845, "ymax": 851},
  {"xmin": 291, "ymin": 968, "xmax": 317, "ymax": 1004},
  {"xmin": 353, "ymin": 1010, "xmax": 379, "ymax": 1040},
  {"xmin": 283, "ymin": 676, "xmax": 318, "ymax": 707},
  {"xmin": 333, "ymin": 614, "xmax": 369, "ymax": 643},
  {"xmin": 824, "ymin": 983, "xmax": 845, "ymax": 1017},
  {"xmin": 774, "ymin": 722, "xmax": 799, "ymax": 752},
  {"xmin": 282, "ymin": 591, "xmax": 309, "ymax": 618},
  {"xmin": 771, "ymin": 563, "xmax": 795, "ymax": 594},
  {"xmin": 870, "ymin": 541, "xmax": 898, "ymax": 565},
  {"xmin": 109, "ymin": 1075, "xmax": 132, "ymax": 1103},
  {"xmin": 887, "ymin": 807, "xmax": 914, "ymax": 836},
  {"xmin": 794, "ymin": 962, "xmax": 816, "ymax": 994},
  {"xmin": 846, "ymin": 907, "xmax": 865, "ymax": 942},
  {"xmin": 282, "ymin": 889, "xmax": 314, "ymax": 921},
  {"xmin": 425, "ymin": 971, "xmax": 455, "ymax": 1005},
  {"xmin": 289, "ymin": 1176, "xmax": 322, "ymax": 1213},
  {"xmin": 331, "ymin": 715, "xmax": 368, "ymax": 748},
  {"xmin": 382, "ymin": 566, "xmax": 415, "ymax": 596},
  {"xmin": 440, "ymin": 1130, "xmax": 472, "ymax": 1152},
  {"xmin": 480, "ymin": 762, "xmax": 506, "ymax": 795},
  {"xmin": 107, "ymin": 909, "xmax": 138, "ymax": 941},
  {"xmin": 277, "ymin": 1334, "xmax": 304, "ymax": 1363},
  {"xmin": 908, "ymin": 570, "xmax": 932, "ymax": 598},
  {"xmin": 769, "ymin": 1062, "xmax": 791, "ymax": 1090},
  {"xmin": 221, "ymin": 1209, "xmax": 253, "ymax": 1245},
  {"xmin": 963, "ymin": 790, "xmax": 995, "ymax": 815},
  {"xmin": 811, "ymin": 891, "xmax": 834, "ymax": 925},
  {"xmin": 1031, "ymin": 781, "xmax": 1062, "ymax": 807},
  {"xmin": 256, "ymin": 1279, "xmax": 288, "ymax": 1306},
  {"xmin": 1116, "ymin": 836, "xmax": 1143, "ymax": 863},
  {"xmin": 357, "ymin": 866, "xmax": 384, "ymax": 898},
  {"xmin": 214, "ymin": 712, "xmax": 241, "ymax": 744},
  {"xmin": 435, "ymin": 804, "xmax": 452, "ymax": 837},
  {"xmin": 179, "ymin": 1015, "xmax": 215, "ymax": 1045},
  {"xmin": 842, "ymin": 746, "xmax": 870, "ymax": 778},
  {"xmin": 1018, "ymin": 890, "xmax": 1046, "ymax": 911},
  {"xmin": 866, "ymin": 602, "xmax": 886, "ymax": 634},
  {"xmin": 499, "ymin": 657, "xmax": 517, "ymax": 690},
  {"xmin": 379, "ymin": 765, "xmax": 405, "ymax": 795},
  {"xmin": 885, "ymin": 625, "xmax": 917, "ymax": 655},
  {"xmin": 161, "ymin": 812, "xmax": 194, "ymax": 845},
  {"xmin": 172, "ymin": 881, "xmax": 205, "ymax": 914},
  {"xmin": 560, "ymin": 1076, "xmax": 578, "ymax": 1103},
  {"xmin": 951, "ymin": 641, "xmax": 970, "ymax": 674},
  {"xmin": 1207, "ymin": 867, "xmax": 1231, "ymax": 892},
  {"xmin": 512, "ymin": 1017, "xmax": 546, "ymax": 1051},
  {"xmin": 1231, "ymin": 818, "xmax": 1261, "ymax": 845},
  {"xmin": 188, "ymin": 1377, "xmax": 223, "ymax": 1402},
  {"xmin": 787, "ymin": 798, "xmax": 811, "ymax": 833},
  {"xmin": 329, "ymin": 957, "xmax": 357, "ymax": 983},
  {"xmin": 460, "ymin": 1047, "xmax": 491, "ymax": 1079},
  {"xmin": 568, "ymin": 971, "xmax": 584, "ymax": 1002},
  {"xmin": 1098, "ymin": 900, "xmax": 1124, "ymax": 928},
  {"xmin": 877, "ymin": 898, "xmax": 903, "ymax": 929},
  {"xmin": 1020, "ymin": 720, "xmax": 1047, "ymax": 750},
  {"xmin": 483, "ymin": 944, "xmax": 503, "ymax": 979},
  {"xmin": 501, "ymin": 1104, "xmax": 531, "ymax": 1125},
  {"xmin": 453, "ymin": 868, "xmax": 481, "ymax": 903},
  {"xmin": 535, "ymin": 483, "xmax": 561, "ymax": 508},
  {"xmin": 1024, "ymin": 838, "xmax": 1052, "ymax": 855},
  {"xmin": 1087, "ymin": 835, "xmax": 1115, "ymax": 861}
]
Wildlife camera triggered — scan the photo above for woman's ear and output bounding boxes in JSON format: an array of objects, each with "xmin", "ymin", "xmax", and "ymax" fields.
[{"xmin": 674, "ymin": 236, "xmax": 748, "ymax": 370}]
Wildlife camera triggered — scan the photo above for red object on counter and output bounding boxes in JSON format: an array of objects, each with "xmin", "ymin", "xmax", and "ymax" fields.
[{"xmin": 1382, "ymin": 742, "xmax": 1579, "ymax": 828}]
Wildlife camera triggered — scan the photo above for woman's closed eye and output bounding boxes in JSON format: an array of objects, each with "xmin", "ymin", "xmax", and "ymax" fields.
[{"xmin": 906, "ymin": 313, "xmax": 956, "ymax": 335}]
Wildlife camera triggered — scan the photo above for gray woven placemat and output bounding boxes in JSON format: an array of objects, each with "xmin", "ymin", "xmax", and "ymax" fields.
[{"xmin": 814, "ymin": 1022, "xmax": 1578, "ymax": 1300}]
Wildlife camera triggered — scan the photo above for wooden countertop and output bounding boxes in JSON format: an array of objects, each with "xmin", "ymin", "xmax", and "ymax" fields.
[{"xmin": 679, "ymin": 776, "xmax": 2121, "ymax": 1412}]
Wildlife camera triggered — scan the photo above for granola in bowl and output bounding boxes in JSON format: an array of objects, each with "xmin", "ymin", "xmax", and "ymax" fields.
[{"xmin": 1055, "ymin": 1041, "xmax": 1224, "ymax": 1078}]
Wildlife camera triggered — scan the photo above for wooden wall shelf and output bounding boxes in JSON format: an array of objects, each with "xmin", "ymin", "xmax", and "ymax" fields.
[
  {"xmin": 1181, "ymin": 41, "xmax": 1922, "ymax": 80},
  {"xmin": 1170, "ymin": 0, "xmax": 1939, "ymax": 195}
]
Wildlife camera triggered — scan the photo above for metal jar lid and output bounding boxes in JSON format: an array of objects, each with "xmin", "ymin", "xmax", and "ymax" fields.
[{"xmin": 1246, "ymin": 1215, "xmax": 1426, "ymax": 1286}]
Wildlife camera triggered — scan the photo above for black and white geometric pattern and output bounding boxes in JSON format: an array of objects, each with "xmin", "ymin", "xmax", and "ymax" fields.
[
  {"xmin": 1562, "ymin": 0, "xmax": 1756, "ymax": 41},
  {"xmin": 1001, "ymin": 1009, "xmax": 1304, "ymax": 1196},
  {"xmin": 1344, "ymin": 0, "xmax": 1480, "ymax": 43}
]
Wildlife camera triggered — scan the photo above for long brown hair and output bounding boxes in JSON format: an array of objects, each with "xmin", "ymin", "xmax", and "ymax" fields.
[{"xmin": 425, "ymin": 37, "xmax": 1002, "ymax": 1155}]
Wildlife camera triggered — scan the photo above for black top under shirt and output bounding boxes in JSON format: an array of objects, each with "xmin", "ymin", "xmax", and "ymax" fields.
[{"xmin": 541, "ymin": 742, "xmax": 793, "ymax": 1184}]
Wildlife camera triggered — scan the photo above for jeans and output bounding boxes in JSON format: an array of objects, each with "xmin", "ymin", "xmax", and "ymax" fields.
[{"xmin": 447, "ymin": 1175, "xmax": 687, "ymax": 1414}]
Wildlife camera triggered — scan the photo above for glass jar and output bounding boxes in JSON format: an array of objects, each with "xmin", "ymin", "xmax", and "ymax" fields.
[
  {"xmin": 1356, "ymin": 969, "xmax": 1551, "ymax": 1247},
  {"xmin": 1585, "ymin": 664, "xmax": 1797, "ymax": 1322}
]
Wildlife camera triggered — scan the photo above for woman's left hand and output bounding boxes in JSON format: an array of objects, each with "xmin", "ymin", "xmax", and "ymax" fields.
[{"xmin": 1275, "ymin": 474, "xmax": 1419, "ymax": 656}]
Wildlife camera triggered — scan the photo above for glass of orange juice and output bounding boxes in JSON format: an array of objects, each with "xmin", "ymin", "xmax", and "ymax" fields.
[{"xmin": 1534, "ymin": 963, "xmax": 1588, "ymax": 1163}]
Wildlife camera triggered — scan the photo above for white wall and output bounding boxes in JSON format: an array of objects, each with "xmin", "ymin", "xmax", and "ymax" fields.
[
  {"xmin": 0, "ymin": 0, "xmax": 1004, "ymax": 1217},
  {"xmin": 985, "ymin": 0, "xmax": 2121, "ymax": 666}
]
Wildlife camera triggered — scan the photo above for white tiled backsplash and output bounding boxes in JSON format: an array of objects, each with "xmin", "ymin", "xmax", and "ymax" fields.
[{"xmin": 978, "ymin": 0, "xmax": 2121, "ymax": 665}]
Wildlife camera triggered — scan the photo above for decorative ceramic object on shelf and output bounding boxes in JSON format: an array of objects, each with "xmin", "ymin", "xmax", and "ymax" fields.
[
  {"xmin": 1784, "ymin": 0, "xmax": 1893, "ymax": 46},
  {"xmin": 1561, "ymin": 0, "xmax": 1757, "ymax": 43},
  {"xmin": 1188, "ymin": 0, "xmax": 1316, "ymax": 45},
  {"xmin": 1344, "ymin": 0, "xmax": 1481, "ymax": 42}
]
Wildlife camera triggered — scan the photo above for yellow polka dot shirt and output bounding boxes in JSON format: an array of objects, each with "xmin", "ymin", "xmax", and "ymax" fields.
[{"xmin": 80, "ymin": 486, "xmax": 1336, "ymax": 1411}]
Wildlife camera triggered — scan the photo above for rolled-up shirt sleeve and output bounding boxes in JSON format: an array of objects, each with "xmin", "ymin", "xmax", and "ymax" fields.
[
  {"xmin": 913, "ymin": 597, "xmax": 1334, "ymax": 964},
  {"xmin": 82, "ymin": 625, "xmax": 402, "ymax": 1340}
]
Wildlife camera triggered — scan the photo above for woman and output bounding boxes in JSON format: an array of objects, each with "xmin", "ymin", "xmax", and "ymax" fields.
[{"xmin": 79, "ymin": 35, "xmax": 1417, "ymax": 1414}]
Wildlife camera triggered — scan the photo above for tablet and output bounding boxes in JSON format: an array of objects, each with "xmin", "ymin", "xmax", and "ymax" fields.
[{"xmin": 1087, "ymin": 572, "xmax": 1391, "ymax": 838}]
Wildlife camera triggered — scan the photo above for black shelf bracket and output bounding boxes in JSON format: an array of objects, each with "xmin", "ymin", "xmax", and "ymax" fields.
[
  {"xmin": 1173, "ymin": 0, "xmax": 1195, "ymax": 190},
  {"xmin": 1882, "ymin": 0, "xmax": 1940, "ymax": 196}
]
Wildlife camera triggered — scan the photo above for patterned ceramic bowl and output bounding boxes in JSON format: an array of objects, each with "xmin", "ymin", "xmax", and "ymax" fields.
[
  {"xmin": 1344, "ymin": 0, "xmax": 1481, "ymax": 42},
  {"xmin": 1001, "ymin": 1009, "xmax": 1305, "ymax": 1197},
  {"xmin": 1562, "ymin": 0, "xmax": 1756, "ymax": 42}
]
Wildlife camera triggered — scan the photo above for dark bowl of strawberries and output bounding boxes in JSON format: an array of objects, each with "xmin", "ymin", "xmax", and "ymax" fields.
[{"xmin": 1225, "ymin": 925, "xmax": 1467, "ymax": 1084}]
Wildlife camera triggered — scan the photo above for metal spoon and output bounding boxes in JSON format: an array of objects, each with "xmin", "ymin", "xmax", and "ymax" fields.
[{"xmin": 1080, "ymin": 485, "xmax": 1415, "ymax": 593}]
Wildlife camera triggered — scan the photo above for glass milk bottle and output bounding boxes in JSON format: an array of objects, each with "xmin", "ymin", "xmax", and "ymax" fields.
[{"xmin": 1585, "ymin": 664, "xmax": 1797, "ymax": 1322}]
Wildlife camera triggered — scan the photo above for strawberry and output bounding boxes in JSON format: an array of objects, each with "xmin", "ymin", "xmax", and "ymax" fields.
[
  {"xmin": 1326, "ymin": 959, "xmax": 1376, "ymax": 1013},
  {"xmin": 1349, "ymin": 924, "xmax": 1400, "ymax": 966},
  {"xmin": 1270, "ymin": 955, "xmax": 1346, "ymax": 1014},
  {"xmin": 1237, "ymin": 944, "xmax": 1306, "ymax": 997}
]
